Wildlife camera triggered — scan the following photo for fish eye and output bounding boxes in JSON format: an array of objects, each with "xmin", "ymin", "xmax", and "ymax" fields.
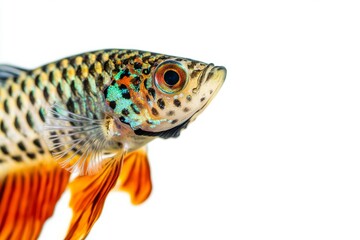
[
  {"xmin": 164, "ymin": 70, "xmax": 179, "ymax": 86},
  {"xmin": 154, "ymin": 61, "xmax": 188, "ymax": 94}
]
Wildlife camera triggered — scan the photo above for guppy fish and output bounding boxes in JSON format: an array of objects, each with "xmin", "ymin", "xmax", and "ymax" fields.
[{"xmin": 0, "ymin": 49, "xmax": 226, "ymax": 239}]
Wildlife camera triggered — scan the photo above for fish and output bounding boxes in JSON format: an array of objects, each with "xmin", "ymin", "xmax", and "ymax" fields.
[{"xmin": 0, "ymin": 49, "xmax": 226, "ymax": 239}]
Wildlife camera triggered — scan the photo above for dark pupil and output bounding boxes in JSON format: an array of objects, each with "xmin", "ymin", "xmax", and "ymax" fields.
[{"xmin": 164, "ymin": 70, "xmax": 180, "ymax": 86}]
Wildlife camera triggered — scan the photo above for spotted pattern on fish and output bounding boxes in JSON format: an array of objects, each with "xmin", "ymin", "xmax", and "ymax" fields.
[
  {"xmin": 0, "ymin": 49, "xmax": 226, "ymax": 239},
  {"xmin": 0, "ymin": 50, "xmax": 165, "ymax": 165}
]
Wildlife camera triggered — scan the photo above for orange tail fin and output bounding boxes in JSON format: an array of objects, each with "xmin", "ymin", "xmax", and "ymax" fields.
[
  {"xmin": 118, "ymin": 147, "xmax": 152, "ymax": 205},
  {"xmin": 0, "ymin": 160, "xmax": 70, "ymax": 240},
  {"xmin": 65, "ymin": 157, "xmax": 123, "ymax": 240}
]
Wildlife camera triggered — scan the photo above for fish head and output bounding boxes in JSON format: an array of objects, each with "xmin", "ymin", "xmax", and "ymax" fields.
[{"xmin": 104, "ymin": 51, "xmax": 226, "ymax": 140}]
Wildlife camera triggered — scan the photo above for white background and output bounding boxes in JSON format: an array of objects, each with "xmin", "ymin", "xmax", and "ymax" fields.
[{"xmin": 1, "ymin": 0, "xmax": 360, "ymax": 239}]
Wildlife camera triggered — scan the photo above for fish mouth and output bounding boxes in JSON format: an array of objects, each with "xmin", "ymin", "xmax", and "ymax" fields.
[
  {"xmin": 193, "ymin": 64, "xmax": 226, "ymax": 93},
  {"xmin": 202, "ymin": 64, "xmax": 226, "ymax": 105},
  {"xmin": 190, "ymin": 65, "xmax": 226, "ymax": 121},
  {"xmin": 206, "ymin": 65, "xmax": 226, "ymax": 93}
]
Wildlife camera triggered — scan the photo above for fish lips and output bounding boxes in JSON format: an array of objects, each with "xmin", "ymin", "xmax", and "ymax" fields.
[{"xmin": 189, "ymin": 65, "xmax": 227, "ymax": 122}]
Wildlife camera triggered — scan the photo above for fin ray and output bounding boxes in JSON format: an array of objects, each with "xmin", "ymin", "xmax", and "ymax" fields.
[
  {"xmin": 43, "ymin": 104, "xmax": 115, "ymax": 175},
  {"xmin": 0, "ymin": 64, "xmax": 28, "ymax": 81},
  {"xmin": 118, "ymin": 147, "xmax": 152, "ymax": 205},
  {"xmin": 65, "ymin": 156, "xmax": 123, "ymax": 240},
  {"xmin": 0, "ymin": 161, "xmax": 70, "ymax": 240}
]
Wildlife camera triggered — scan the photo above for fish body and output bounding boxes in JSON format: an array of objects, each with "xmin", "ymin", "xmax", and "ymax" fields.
[{"xmin": 0, "ymin": 49, "xmax": 226, "ymax": 239}]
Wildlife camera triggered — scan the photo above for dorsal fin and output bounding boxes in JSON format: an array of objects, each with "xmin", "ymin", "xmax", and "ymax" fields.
[{"xmin": 0, "ymin": 64, "xmax": 28, "ymax": 81}]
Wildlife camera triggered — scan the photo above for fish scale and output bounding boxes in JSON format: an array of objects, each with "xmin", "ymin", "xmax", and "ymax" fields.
[
  {"xmin": 1, "ymin": 53, "xmax": 91, "ymax": 165},
  {"xmin": 0, "ymin": 50, "xmax": 148, "ymax": 165}
]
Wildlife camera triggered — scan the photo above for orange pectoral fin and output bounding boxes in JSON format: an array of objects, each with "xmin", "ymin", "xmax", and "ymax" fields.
[
  {"xmin": 0, "ymin": 160, "xmax": 70, "ymax": 240},
  {"xmin": 118, "ymin": 147, "xmax": 152, "ymax": 205},
  {"xmin": 65, "ymin": 157, "xmax": 123, "ymax": 240}
]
